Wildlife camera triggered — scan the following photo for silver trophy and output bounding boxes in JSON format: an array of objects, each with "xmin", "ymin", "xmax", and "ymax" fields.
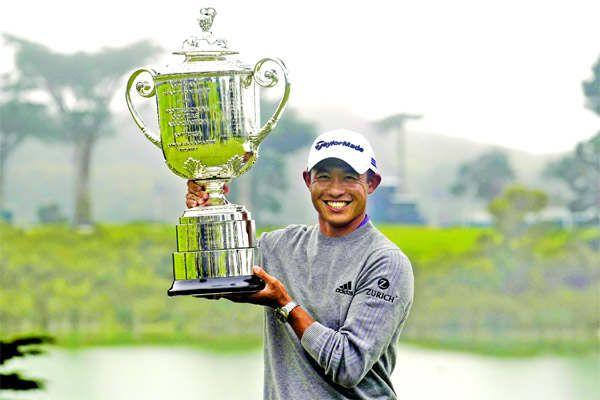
[{"xmin": 125, "ymin": 7, "xmax": 290, "ymax": 297}]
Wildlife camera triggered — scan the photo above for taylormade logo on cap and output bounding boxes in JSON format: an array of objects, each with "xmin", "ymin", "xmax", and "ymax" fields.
[
  {"xmin": 314, "ymin": 140, "xmax": 364, "ymax": 152},
  {"xmin": 307, "ymin": 129, "xmax": 377, "ymax": 174}
]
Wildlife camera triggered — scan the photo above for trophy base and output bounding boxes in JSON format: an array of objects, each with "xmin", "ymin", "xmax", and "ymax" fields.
[{"xmin": 167, "ymin": 275, "xmax": 265, "ymax": 297}]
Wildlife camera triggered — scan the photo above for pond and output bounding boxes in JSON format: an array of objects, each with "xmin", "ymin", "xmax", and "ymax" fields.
[{"xmin": 3, "ymin": 345, "xmax": 598, "ymax": 399}]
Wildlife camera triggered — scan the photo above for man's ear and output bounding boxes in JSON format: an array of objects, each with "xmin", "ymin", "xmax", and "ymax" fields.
[
  {"xmin": 367, "ymin": 173, "xmax": 382, "ymax": 194},
  {"xmin": 302, "ymin": 170, "xmax": 311, "ymax": 190}
]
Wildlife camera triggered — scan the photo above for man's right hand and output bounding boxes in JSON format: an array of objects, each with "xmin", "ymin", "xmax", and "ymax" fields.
[{"xmin": 186, "ymin": 181, "xmax": 230, "ymax": 208}]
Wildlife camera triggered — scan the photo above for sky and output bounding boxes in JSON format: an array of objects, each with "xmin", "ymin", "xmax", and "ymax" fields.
[{"xmin": 1, "ymin": 0, "xmax": 599, "ymax": 154}]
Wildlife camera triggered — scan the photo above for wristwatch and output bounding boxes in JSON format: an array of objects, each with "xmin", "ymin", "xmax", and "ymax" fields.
[{"xmin": 274, "ymin": 301, "xmax": 298, "ymax": 323}]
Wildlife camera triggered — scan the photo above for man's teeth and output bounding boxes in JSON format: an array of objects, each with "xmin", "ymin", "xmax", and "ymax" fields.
[{"xmin": 327, "ymin": 201, "xmax": 348, "ymax": 209}]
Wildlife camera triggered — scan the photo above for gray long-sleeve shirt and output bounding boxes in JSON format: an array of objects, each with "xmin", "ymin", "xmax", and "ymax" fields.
[{"xmin": 259, "ymin": 221, "xmax": 414, "ymax": 400}]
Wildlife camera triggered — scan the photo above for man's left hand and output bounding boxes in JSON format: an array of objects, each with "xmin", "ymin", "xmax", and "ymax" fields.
[{"xmin": 224, "ymin": 266, "xmax": 292, "ymax": 309}]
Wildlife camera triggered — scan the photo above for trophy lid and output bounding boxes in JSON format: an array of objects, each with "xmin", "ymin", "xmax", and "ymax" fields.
[
  {"xmin": 173, "ymin": 7, "xmax": 239, "ymax": 59},
  {"xmin": 156, "ymin": 7, "xmax": 250, "ymax": 76}
]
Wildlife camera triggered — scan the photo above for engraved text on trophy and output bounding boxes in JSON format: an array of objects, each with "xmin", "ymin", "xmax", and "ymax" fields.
[{"xmin": 158, "ymin": 75, "xmax": 258, "ymax": 173}]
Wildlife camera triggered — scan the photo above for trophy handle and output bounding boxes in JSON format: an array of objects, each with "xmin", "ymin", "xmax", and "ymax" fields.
[
  {"xmin": 250, "ymin": 58, "xmax": 291, "ymax": 149},
  {"xmin": 125, "ymin": 68, "xmax": 161, "ymax": 148}
]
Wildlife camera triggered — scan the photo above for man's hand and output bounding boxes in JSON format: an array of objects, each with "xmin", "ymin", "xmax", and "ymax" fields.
[
  {"xmin": 227, "ymin": 266, "xmax": 315, "ymax": 339},
  {"xmin": 186, "ymin": 180, "xmax": 229, "ymax": 208},
  {"xmin": 224, "ymin": 266, "xmax": 292, "ymax": 309}
]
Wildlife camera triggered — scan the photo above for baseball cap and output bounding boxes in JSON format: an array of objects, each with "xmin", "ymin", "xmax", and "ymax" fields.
[{"xmin": 306, "ymin": 129, "xmax": 378, "ymax": 174}]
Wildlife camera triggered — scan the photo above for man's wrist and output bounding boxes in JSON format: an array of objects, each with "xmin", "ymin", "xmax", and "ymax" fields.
[
  {"xmin": 277, "ymin": 295, "xmax": 293, "ymax": 309},
  {"xmin": 274, "ymin": 300, "xmax": 299, "ymax": 324}
]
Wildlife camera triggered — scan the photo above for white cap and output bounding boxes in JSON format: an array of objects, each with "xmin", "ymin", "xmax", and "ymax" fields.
[{"xmin": 306, "ymin": 129, "xmax": 377, "ymax": 174}]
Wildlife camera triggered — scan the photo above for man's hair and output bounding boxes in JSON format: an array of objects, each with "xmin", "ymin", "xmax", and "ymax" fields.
[
  {"xmin": 309, "ymin": 164, "xmax": 376, "ymax": 183},
  {"xmin": 366, "ymin": 170, "xmax": 375, "ymax": 183}
]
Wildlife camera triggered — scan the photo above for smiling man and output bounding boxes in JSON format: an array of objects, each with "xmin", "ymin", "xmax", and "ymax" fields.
[{"xmin": 186, "ymin": 129, "xmax": 414, "ymax": 400}]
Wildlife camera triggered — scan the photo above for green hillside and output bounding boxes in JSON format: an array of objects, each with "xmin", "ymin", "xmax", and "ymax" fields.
[{"xmin": 1, "ymin": 223, "xmax": 597, "ymax": 356}]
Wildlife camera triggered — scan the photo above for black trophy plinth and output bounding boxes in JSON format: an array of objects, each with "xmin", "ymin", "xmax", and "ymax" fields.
[{"xmin": 168, "ymin": 275, "xmax": 265, "ymax": 297}]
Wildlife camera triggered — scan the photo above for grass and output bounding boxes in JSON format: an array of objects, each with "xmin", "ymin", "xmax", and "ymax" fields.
[
  {"xmin": 260, "ymin": 225, "xmax": 497, "ymax": 264},
  {"xmin": 381, "ymin": 225, "xmax": 502, "ymax": 264},
  {"xmin": 54, "ymin": 331, "xmax": 263, "ymax": 354},
  {"xmin": 51, "ymin": 330, "xmax": 600, "ymax": 358},
  {"xmin": 3, "ymin": 223, "xmax": 597, "ymax": 358},
  {"xmin": 401, "ymin": 335, "xmax": 600, "ymax": 358}
]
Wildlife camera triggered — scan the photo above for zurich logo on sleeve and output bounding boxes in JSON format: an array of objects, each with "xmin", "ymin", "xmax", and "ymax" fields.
[
  {"xmin": 366, "ymin": 277, "xmax": 396, "ymax": 303},
  {"xmin": 377, "ymin": 278, "xmax": 389, "ymax": 289}
]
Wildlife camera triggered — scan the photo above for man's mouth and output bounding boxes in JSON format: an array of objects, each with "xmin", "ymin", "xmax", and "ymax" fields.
[{"xmin": 325, "ymin": 201, "xmax": 350, "ymax": 210}]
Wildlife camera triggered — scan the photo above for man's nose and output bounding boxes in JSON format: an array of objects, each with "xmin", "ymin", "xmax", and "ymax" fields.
[{"xmin": 328, "ymin": 178, "xmax": 346, "ymax": 196}]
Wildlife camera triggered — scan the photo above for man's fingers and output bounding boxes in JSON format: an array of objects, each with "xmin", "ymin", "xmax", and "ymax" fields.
[
  {"xmin": 186, "ymin": 192, "xmax": 205, "ymax": 208},
  {"xmin": 187, "ymin": 186, "xmax": 214, "ymax": 208},
  {"xmin": 186, "ymin": 192, "xmax": 205, "ymax": 201},
  {"xmin": 252, "ymin": 266, "xmax": 273, "ymax": 282},
  {"xmin": 187, "ymin": 180, "xmax": 206, "ymax": 194},
  {"xmin": 186, "ymin": 199, "xmax": 198, "ymax": 208},
  {"xmin": 186, "ymin": 181, "xmax": 231, "ymax": 209}
]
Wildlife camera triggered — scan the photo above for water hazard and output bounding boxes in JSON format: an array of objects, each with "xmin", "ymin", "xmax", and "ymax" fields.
[{"xmin": 4, "ymin": 345, "xmax": 598, "ymax": 399}]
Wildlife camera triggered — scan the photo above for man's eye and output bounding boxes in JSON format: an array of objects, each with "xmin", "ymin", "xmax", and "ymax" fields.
[{"xmin": 345, "ymin": 175, "xmax": 357, "ymax": 181}]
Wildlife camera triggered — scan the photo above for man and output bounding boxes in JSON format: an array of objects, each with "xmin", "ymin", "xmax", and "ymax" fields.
[{"xmin": 186, "ymin": 129, "xmax": 414, "ymax": 400}]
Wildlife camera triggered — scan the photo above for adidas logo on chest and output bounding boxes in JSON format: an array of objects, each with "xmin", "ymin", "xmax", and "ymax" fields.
[{"xmin": 335, "ymin": 281, "xmax": 354, "ymax": 296}]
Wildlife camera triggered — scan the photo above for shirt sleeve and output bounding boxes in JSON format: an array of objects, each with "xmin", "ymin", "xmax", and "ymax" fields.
[{"xmin": 300, "ymin": 249, "xmax": 414, "ymax": 388}]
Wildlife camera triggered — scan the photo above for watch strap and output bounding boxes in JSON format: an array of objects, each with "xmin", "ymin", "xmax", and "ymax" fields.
[
  {"xmin": 282, "ymin": 301, "xmax": 298, "ymax": 314},
  {"xmin": 275, "ymin": 301, "xmax": 298, "ymax": 323}
]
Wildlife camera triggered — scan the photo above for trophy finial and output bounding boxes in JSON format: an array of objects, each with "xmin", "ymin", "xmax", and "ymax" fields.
[
  {"xmin": 179, "ymin": 7, "xmax": 232, "ymax": 54},
  {"xmin": 198, "ymin": 7, "xmax": 217, "ymax": 32}
]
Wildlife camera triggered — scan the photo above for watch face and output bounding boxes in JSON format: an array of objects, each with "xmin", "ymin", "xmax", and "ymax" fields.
[{"xmin": 274, "ymin": 308, "xmax": 287, "ymax": 323}]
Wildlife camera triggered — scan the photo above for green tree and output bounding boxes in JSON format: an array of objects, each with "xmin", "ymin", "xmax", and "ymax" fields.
[
  {"xmin": 544, "ymin": 133, "xmax": 599, "ymax": 215},
  {"xmin": 0, "ymin": 101, "xmax": 58, "ymax": 212},
  {"xmin": 544, "ymin": 55, "xmax": 600, "ymax": 217},
  {"xmin": 450, "ymin": 149, "xmax": 515, "ymax": 201},
  {"xmin": 488, "ymin": 185, "xmax": 548, "ymax": 241},
  {"xmin": 229, "ymin": 101, "xmax": 317, "ymax": 218},
  {"xmin": 3, "ymin": 35, "xmax": 161, "ymax": 226}
]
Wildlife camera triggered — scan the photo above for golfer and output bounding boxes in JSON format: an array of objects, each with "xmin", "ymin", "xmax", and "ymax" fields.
[{"xmin": 186, "ymin": 129, "xmax": 414, "ymax": 399}]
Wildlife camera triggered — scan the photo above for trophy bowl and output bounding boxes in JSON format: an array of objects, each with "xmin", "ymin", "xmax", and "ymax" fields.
[{"xmin": 125, "ymin": 7, "xmax": 290, "ymax": 297}]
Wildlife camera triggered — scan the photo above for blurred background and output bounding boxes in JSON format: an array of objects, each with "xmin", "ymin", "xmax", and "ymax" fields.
[{"xmin": 1, "ymin": 1, "xmax": 598, "ymax": 399}]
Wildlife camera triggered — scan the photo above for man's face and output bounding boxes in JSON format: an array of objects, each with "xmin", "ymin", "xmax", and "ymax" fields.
[{"xmin": 303, "ymin": 158, "xmax": 381, "ymax": 237}]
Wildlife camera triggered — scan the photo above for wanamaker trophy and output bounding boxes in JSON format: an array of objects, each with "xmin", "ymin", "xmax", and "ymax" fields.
[{"xmin": 125, "ymin": 7, "xmax": 290, "ymax": 297}]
